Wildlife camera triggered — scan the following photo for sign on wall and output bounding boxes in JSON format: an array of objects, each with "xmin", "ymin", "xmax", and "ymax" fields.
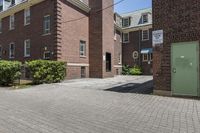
[
  {"xmin": 152, "ymin": 30, "xmax": 163, "ymax": 46},
  {"xmin": 132, "ymin": 51, "xmax": 139, "ymax": 59}
]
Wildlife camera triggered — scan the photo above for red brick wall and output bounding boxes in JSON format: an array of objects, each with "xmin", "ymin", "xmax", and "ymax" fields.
[
  {"xmin": 57, "ymin": 0, "xmax": 89, "ymax": 79},
  {"xmin": 122, "ymin": 29, "xmax": 153, "ymax": 75},
  {"xmin": 153, "ymin": 0, "xmax": 200, "ymax": 91},
  {"xmin": 0, "ymin": 0, "xmax": 55, "ymax": 61},
  {"xmin": 89, "ymin": 0, "xmax": 115, "ymax": 78},
  {"xmin": 114, "ymin": 29, "xmax": 122, "ymax": 75}
]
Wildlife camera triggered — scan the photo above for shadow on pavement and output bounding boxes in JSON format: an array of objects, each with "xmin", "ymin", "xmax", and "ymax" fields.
[{"xmin": 105, "ymin": 80, "xmax": 153, "ymax": 94}]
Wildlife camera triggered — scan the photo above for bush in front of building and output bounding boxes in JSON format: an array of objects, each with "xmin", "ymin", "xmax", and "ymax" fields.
[
  {"xmin": 129, "ymin": 66, "xmax": 142, "ymax": 75},
  {"xmin": 122, "ymin": 65, "xmax": 142, "ymax": 75},
  {"xmin": 26, "ymin": 60, "xmax": 66, "ymax": 84},
  {"xmin": 122, "ymin": 65, "xmax": 131, "ymax": 75},
  {"xmin": 0, "ymin": 60, "xmax": 22, "ymax": 86}
]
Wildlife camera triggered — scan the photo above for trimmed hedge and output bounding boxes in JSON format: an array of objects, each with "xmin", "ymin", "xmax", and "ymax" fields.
[
  {"xmin": 26, "ymin": 60, "xmax": 66, "ymax": 84},
  {"xmin": 0, "ymin": 60, "xmax": 22, "ymax": 86}
]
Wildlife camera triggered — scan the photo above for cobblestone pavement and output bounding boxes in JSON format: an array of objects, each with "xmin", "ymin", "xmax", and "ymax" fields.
[{"xmin": 0, "ymin": 76, "xmax": 200, "ymax": 133}]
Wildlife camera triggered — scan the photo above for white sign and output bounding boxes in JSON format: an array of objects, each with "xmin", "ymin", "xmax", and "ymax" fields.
[
  {"xmin": 152, "ymin": 30, "xmax": 163, "ymax": 46},
  {"xmin": 132, "ymin": 51, "xmax": 139, "ymax": 59}
]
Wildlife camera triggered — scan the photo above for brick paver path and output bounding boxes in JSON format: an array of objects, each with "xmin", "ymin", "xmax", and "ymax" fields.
[{"xmin": 0, "ymin": 76, "xmax": 199, "ymax": 133}]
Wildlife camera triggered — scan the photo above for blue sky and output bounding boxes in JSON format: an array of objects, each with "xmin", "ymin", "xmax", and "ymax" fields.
[{"xmin": 114, "ymin": 0, "xmax": 152, "ymax": 14}]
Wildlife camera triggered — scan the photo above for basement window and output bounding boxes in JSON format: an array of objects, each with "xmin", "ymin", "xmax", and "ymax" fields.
[{"xmin": 43, "ymin": 51, "xmax": 51, "ymax": 60}]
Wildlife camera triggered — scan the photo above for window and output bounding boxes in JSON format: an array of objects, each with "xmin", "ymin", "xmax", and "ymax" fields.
[
  {"xmin": 142, "ymin": 14, "xmax": 148, "ymax": 23},
  {"xmin": 142, "ymin": 30, "xmax": 149, "ymax": 41},
  {"xmin": 123, "ymin": 33, "xmax": 129, "ymax": 43},
  {"xmin": 24, "ymin": 39, "xmax": 30, "ymax": 57},
  {"xmin": 0, "ymin": 45, "xmax": 2, "ymax": 59},
  {"xmin": 9, "ymin": 15, "xmax": 15, "ymax": 30},
  {"xmin": 149, "ymin": 53, "xmax": 153, "ymax": 61},
  {"xmin": 106, "ymin": 52, "xmax": 112, "ymax": 72},
  {"xmin": 0, "ymin": 19, "xmax": 2, "ymax": 33},
  {"xmin": 143, "ymin": 54, "xmax": 148, "ymax": 62},
  {"xmin": 118, "ymin": 53, "xmax": 122, "ymax": 64},
  {"xmin": 81, "ymin": 67, "xmax": 86, "ymax": 78},
  {"xmin": 9, "ymin": 43, "xmax": 15, "ymax": 58},
  {"xmin": 122, "ymin": 17, "xmax": 130, "ymax": 27},
  {"xmin": 24, "ymin": 8, "xmax": 30, "ymax": 25},
  {"xmin": 43, "ymin": 15, "xmax": 51, "ymax": 34},
  {"xmin": 80, "ymin": 41, "xmax": 86, "ymax": 57},
  {"xmin": 43, "ymin": 51, "xmax": 51, "ymax": 60}
]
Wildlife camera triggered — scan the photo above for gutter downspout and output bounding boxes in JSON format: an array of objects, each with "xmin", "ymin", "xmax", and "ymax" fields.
[{"xmin": 138, "ymin": 29, "xmax": 141, "ymax": 67}]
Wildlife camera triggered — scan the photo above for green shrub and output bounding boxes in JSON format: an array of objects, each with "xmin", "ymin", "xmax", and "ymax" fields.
[
  {"xmin": 122, "ymin": 65, "xmax": 130, "ymax": 75},
  {"xmin": 0, "ymin": 60, "xmax": 22, "ymax": 86},
  {"xmin": 26, "ymin": 60, "xmax": 66, "ymax": 84},
  {"xmin": 129, "ymin": 66, "xmax": 142, "ymax": 75}
]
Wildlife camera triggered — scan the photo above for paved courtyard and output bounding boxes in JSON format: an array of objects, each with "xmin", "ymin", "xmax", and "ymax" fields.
[{"xmin": 0, "ymin": 76, "xmax": 199, "ymax": 133}]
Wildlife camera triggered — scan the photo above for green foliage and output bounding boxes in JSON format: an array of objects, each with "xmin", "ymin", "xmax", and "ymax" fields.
[
  {"xmin": 26, "ymin": 60, "xmax": 66, "ymax": 84},
  {"xmin": 122, "ymin": 65, "xmax": 130, "ymax": 75},
  {"xmin": 0, "ymin": 60, "xmax": 22, "ymax": 86},
  {"xmin": 122, "ymin": 65, "xmax": 142, "ymax": 75},
  {"xmin": 129, "ymin": 66, "xmax": 142, "ymax": 75}
]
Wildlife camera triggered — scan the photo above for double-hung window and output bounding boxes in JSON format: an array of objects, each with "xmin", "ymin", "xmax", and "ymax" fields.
[
  {"xmin": 24, "ymin": 8, "xmax": 30, "ymax": 25},
  {"xmin": 142, "ymin": 30, "xmax": 149, "ymax": 41},
  {"xmin": 43, "ymin": 15, "xmax": 51, "ymax": 34},
  {"xmin": 9, "ymin": 15, "xmax": 15, "ymax": 30},
  {"xmin": 80, "ymin": 41, "xmax": 86, "ymax": 57},
  {"xmin": 123, "ymin": 33, "xmax": 129, "ymax": 43},
  {"xmin": 24, "ymin": 39, "xmax": 30, "ymax": 57},
  {"xmin": 142, "ymin": 14, "xmax": 148, "ymax": 23}
]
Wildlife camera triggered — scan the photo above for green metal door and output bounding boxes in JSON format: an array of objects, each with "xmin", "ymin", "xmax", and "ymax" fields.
[{"xmin": 171, "ymin": 41, "xmax": 199, "ymax": 96}]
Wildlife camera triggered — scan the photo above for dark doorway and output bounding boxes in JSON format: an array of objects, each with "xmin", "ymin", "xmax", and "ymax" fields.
[{"xmin": 106, "ymin": 52, "xmax": 111, "ymax": 72}]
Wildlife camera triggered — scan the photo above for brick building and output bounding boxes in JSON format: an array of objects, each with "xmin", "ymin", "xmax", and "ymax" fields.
[
  {"xmin": 153, "ymin": 0, "xmax": 200, "ymax": 97},
  {"xmin": 114, "ymin": 8, "xmax": 153, "ymax": 75},
  {"xmin": 0, "ymin": 0, "xmax": 121, "ymax": 79}
]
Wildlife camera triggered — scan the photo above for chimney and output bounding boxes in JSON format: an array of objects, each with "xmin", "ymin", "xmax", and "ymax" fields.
[{"xmin": 88, "ymin": 0, "xmax": 114, "ymax": 78}]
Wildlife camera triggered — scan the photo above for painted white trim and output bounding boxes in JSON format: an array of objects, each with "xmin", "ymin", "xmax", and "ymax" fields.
[
  {"xmin": 66, "ymin": 0, "xmax": 90, "ymax": 13},
  {"xmin": 114, "ymin": 65, "xmax": 122, "ymax": 68},
  {"xmin": 67, "ymin": 63, "xmax": 89, "ymax": 67},
  {"xmin": 0, "ymin": 0, "xmax": 45, "ymax": 19}
]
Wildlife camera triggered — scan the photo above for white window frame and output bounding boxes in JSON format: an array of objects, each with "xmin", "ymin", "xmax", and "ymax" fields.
[
  {"xmin": 43, "ymin": 51, "xmax": 51, "ymax": 60},
  {"xmin": 9, "ymin": 15, "xmax": 15, "ymax": 30},
  {"xmin": 142, "ymin": 14, "xmax": 148, "ymax": 24},
  {"xmin": 142, "ymin": 30, "xmax": 149, "ymax": 41},
  {"xmin": 24, "ymin": 39, "xmax": 30, "ymax": 57},
  {"xmin": 123, "ymin": 33, "xmax": 129, "ymax": 43},
  {"xmin": 80, "ymin": 40, "xmax": 86, "ymax": 57},
  {"xmin": 142, "ymin": 54, "xmax": 148, "ymax": 62},
  {"xmin": 9, "ymin": 43, "xmax": 15, "ymax": 59},
  {"xmin": 43, "ymin": 15, "xmax": 51, "ymax": 35},
  {"xmin": 122, "ymin": 17, "xmax": 130, "ymax": 27},
  {"xmin": 118, "ymin": 53, "xmax": 122, "ymax": 65},
  {"xmin": 24, "ymin": 8, "xmax": 30, "ymax": 26},
  {"xmin": 149, "ymin": 53, "xmax": 153, "ymax": 61}
]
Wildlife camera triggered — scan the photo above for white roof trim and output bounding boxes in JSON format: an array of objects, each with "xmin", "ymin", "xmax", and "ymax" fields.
[{"xmin": 66, "ymin": 0, "xmax": 90, "ymax": 13}]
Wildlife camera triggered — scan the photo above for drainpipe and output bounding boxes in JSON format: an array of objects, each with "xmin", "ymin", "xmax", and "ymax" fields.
[{"xmin": 138, "ymin": 29, "xmax": 141, "ymax": 67}]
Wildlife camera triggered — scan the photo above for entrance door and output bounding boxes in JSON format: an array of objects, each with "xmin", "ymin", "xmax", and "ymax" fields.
[{"xmin": 171, "ymin": 41, "xmax": 199, "ymax": 96}]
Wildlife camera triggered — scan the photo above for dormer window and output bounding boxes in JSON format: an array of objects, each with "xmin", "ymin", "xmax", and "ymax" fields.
[
  {"xmin": 11, "ymin": 0, "xmax": 15, "ymax": 6},
  {"xmin": 142, "ymin": 14, "xmax": 148, "ymax": 24},
  {"xmin": 122, "ymin": 17, "xmax": 131, "ymax": 28}
]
